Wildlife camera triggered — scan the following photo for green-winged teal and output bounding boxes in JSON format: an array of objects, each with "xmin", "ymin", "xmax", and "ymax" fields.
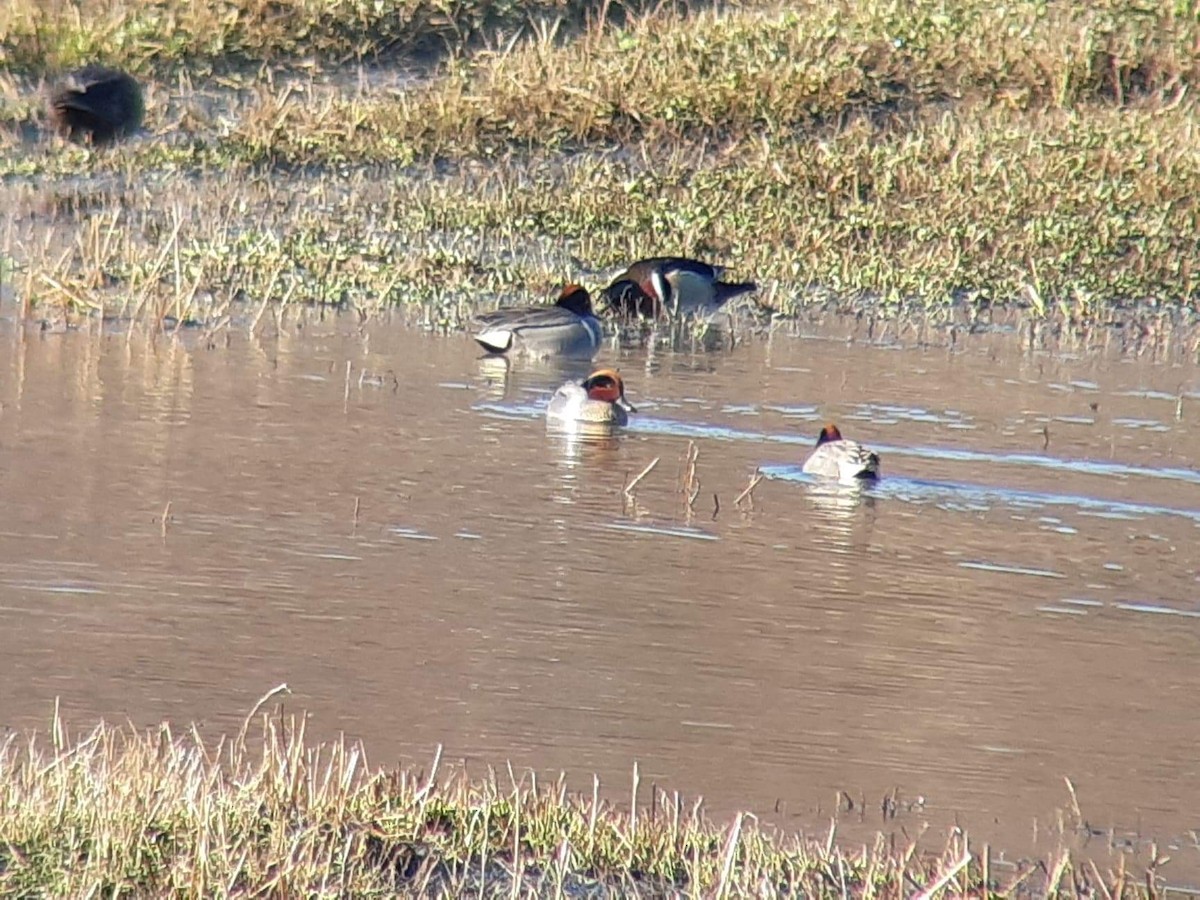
[
  {"xmin": 802, "ymin": 424, "xmax": 880, "ymax": 483},
  {"xmin": 472, "ymin": 284, "xmax": 603, "ymax": 357},
  {"xmin": 546, "ymin": 368, "xmax": 637, "ymax": 427}
]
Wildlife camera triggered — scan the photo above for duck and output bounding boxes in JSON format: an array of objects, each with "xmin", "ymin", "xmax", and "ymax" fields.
[
  {"xmin": 471, "ymin": 284, "xmax": 603, "ymax": 358},
  {"xmin": 546, "ymin": 368, "xmax": 637, "ymax": 427},
  {"xmin": 48, "ymin": 66, "xmax": 145, "ymax": 145},
  {"xmin": 802, "ymin": 424, "xmax": 880, "ymax": 483},
  {"xmin": 600, "ymin": 257, "xmax": 757, "ymax": 319}
]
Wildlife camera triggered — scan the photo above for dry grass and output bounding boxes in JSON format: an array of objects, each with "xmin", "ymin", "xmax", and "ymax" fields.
[
  {"xmin": 0, "ymin": 699, "xmax": 1168, "ymax": 896},
  {"xmin": 0, "ymin": 0, "xmax": 652, "ymax": 73},
  {"xmin": 356, "ymin": 0, "xmax": 1200, "ymax": 151},
  {"xmin": 4, "ymin": 106, "xmax": 1194, "ymax": 331},
  {"xmin": 0, "ymin": 0, "xmax": 1198, "ymax": 327}
]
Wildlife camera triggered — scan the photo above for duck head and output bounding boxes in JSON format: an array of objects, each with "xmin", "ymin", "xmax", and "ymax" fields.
[
  {"xmin": 582, "ymin": 368, "xmax": 637, "ymax": 414},
  {"xmin": 815, "ymin": 423, "xmax": 844, "ymax": 446},
  {"xmin": 601, "ymin": 279, "xmax": 657, "ymax": 318},
  {"xmin": 555, "ymin": 284, "xmax": 594, "ymax": 317}
]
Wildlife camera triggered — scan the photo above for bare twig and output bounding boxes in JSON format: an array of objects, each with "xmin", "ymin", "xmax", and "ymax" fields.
[
  {"xmin": 629, "ymin": 761, "xmax": 639, "ymax": 834},
  {"xmin": 913, "ymin": 849, "xmax": 972, "ymax": 900},
  {"xmin": 1088, "ymin": 859, "xmax": 1114, "ymax": 900},
  {"xmin": 715, "ymin": 812, "xmax": 745, "ymax": 899},
  {"xmin": 624, "ymin": 457, "xmax": 660, "ymax": 496},
  {"xmin": 1046, "ymin": 851, "xmax": 1070, "ymax": 897},
  {"xmin": 1064, "ymin": 776, "xmax": 1082, "ymax": 822},
  {"xmin": 237, "ymin": 683, "xmax": 291, "ymax": 748},
  {"xmin": 414, "ymin": 744, "xmax": 444, "ymax": 803},
  {"xmin": 734, "ymin": 469, "xmax": 764, "ymax": 507},
  {"xmin": 999, "ymin": 861, "xmax": 1039, "ymax": 897},
  {"xmin": 681, "ymin": 441, "xmax": 700, "ymax": 511}
]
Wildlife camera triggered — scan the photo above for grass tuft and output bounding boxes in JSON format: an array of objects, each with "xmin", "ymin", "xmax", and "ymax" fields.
[
  {"xmin": 1, "ymin": 0, "xmax": 1198, "ymax": 327},
  {"xmin": 0, "ymin": 700, "xmax": 1170, "ymax": 896},
  {"xmin": 0, "ymin": 0, "xmax": 659, "ymax": 74}
]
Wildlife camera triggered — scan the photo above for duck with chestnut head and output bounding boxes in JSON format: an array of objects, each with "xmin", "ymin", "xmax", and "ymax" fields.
[
  {"xmin": 471, "ymin": 284, "xmax": 603, "ymax": 358},
  {"xmin": 546, "ymin": 368, "xmax": 637, "ymax": 427},
  {"xmin": 802, "ymin": 424, "xmax": 880, "ymax": 484}
]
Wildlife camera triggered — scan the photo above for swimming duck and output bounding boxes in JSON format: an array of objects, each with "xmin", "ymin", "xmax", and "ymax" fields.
[
  {"xmin": 48, "ymin": 66, "xmax": 144, "ymax": 145},
  {"xmin": 471, "ymin": 284, "xmax": 603, "ymax": 358},
  {"xmin": 546, "ymin": 368, "xmax": 637, "ymax": 427},
  {"xmin": 600, "ymin": 257, "xmax": 757, "ymax": 319},
  {"xmin": 802, "ymin": 424, "xmax": 880, "ymax": 483}
]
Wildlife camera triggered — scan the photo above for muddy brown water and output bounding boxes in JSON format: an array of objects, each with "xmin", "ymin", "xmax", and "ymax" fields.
[{"xmin": 1, "ymin": 314, "xmax": 1198, "ymax": 880}]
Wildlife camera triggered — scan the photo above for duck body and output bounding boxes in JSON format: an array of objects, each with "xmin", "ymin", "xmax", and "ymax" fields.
[
  {"xmin": 472, "ymin": 285, "xmax": 603, "ymax": 358},
  {"xmin": 49, "ymin": 66, "xmax": 144, "ymax": 145},
  {"xmin": 546, "ymin": 368, "xmax": 636, "ymax": 427},
  {"xmin": 802, "ymin": 424, "xmax": 880, "ymax": 483},
  {"xmin": 601, "ymin": 257, "xmax": 757, "ymax": 319}
]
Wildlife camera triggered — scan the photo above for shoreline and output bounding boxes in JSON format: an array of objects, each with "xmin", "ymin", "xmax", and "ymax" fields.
[{"xmin": 0, "ymin": 691, "xmax": 1176, "ymax": 897}]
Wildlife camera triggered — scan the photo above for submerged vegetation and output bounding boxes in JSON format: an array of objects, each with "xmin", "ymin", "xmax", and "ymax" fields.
[
  {"xmin": 0, "ymin": 700, "xmax": 1169, "ymax": 896},
  {"xmin": 0, "ymin": 0, "xmax": 1198, "ymax": 331}
]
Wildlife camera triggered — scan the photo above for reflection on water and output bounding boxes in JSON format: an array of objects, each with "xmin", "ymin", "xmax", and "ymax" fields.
[
  {"xmin": 550, "ymin": 428, "xmax": 624, "ymax": 471},
  {"xmin": 1, "ymin": 316, "xmax": 1199, "ymax": 882},
  {"xmin": 802, "ymin": 484, "xmax": 880, "ymax": 557}
]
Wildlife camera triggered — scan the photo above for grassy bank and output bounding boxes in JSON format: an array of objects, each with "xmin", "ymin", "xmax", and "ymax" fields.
[
  {"xmin": 0, "ymin": 701, "xmax": 1164, "ymax": 897},
  {"xmin": 0, "ymin": 0, "xmax": 657, "ymax": 73},
  {"xmin": 0, "ymin": 0, "xmax": 1198, "ymax": 327}
]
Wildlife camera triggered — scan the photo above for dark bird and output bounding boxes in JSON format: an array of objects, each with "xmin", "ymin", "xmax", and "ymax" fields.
[
  {"xmin": 48, "ymin": 66, "xmax": 144, "ymax": 145},
  {"xmin": 600, "ymin": 257, "xmax": 757, "ymax": 319}
]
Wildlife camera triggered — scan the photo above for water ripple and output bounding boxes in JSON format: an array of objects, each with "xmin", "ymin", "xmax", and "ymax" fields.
[
  {"xmin": 473, "ymin": 401, "xmax": 1200, "ymax": 490},
  {"xmin": 760, "ymin": 467, "xmax": 1200, "ymax": 525},
  {"xmin": 600, "ymin": 521, "xmax": 719, "ymax": 542},
  {"xmin": 630, "ymin": 415, "xmax": 1200, "ymax": 487}
]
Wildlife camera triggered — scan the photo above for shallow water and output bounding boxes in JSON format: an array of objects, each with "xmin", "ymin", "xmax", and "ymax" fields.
[{"xmin": 1, "ymin": 315, "xmax": 1198, "ymax": 880}]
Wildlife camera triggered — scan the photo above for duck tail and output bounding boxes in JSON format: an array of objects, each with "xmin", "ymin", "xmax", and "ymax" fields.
[
  {"xmin": 473, "ymin": 330, "xmax": 513, "ymax": 354},
  {"xmin": 714, "ymin": 281, "xmax": 758, "ymax": 305},
  {"xmin": 858, "ymin": 452, "xmax": 882, "ymax": 479}
]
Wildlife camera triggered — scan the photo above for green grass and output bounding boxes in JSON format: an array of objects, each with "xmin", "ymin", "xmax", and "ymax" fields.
[
  {"xmin": 0, "ymin": 0, "xmax": 655, "ymax": 74},
  {"xmin": 0, "ymin": 698, "xmax": 1168, "ymax": 896},
  {"xmin": 0, "ymin": 0, "xmax": 1197, "ymax": 327}
]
